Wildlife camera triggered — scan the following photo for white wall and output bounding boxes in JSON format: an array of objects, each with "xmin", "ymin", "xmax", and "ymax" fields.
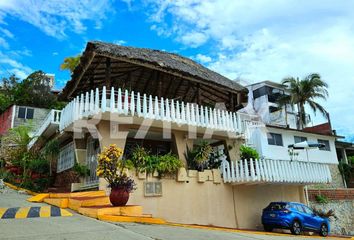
[{"xmin": 248, "ymin": 126, "xmax": 338, "ymax": 164}]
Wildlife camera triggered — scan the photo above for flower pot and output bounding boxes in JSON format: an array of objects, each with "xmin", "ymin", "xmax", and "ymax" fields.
[{"xmin": 109, "ymin": 187, "xmax": 130, "ymax": 206}]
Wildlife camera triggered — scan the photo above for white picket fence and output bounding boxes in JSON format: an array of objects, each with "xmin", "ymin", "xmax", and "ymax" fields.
[
  {"xmin": 28, "ymin": 109, "xmax": 61, "ymax": 149},
  {"xmin": 59, "ymin": 86, "xmax": 244, "ymax": 133},
  {"xmin": 222, "ymin": 158, "xmax": 332, "ymax": 184}
]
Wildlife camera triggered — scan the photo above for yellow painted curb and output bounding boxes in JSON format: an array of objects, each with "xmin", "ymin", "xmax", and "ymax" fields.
[
  {"xmin": 27, "ymin": 194, "xmax": 50, "ymax": 203},
  {"xmin": 78, "ymin": 205, "xmax": 144, "ymax": 219},
  {"xmin": 98, "ymin": 214, "xmax": 166, "ymax": 224},
  {"xmin": 49, "ymin": 191, "xmax": 106, "ymax": 199},
  {"xmin": 4, "ymin": 182, "xmax": 38, "ymax": 195},
  {"xmin": 44, "ymin": 198, "xmax": 69, "ymax": 208}
]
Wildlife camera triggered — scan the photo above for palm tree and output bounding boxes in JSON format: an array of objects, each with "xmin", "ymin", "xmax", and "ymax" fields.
[
  {"xmin": 43, "ymin": 139, "xmax": 60, "ymax": 177},
  {"xmin": 60, "ymin": 54, "xmax": 81, "ymax": 73},
  {"xmin": 280, "ymin": 73, "xmax": 329, "ymax": 129}
]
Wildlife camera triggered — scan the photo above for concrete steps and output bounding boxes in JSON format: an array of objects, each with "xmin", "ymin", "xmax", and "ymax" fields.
[{"xmin": 28, "ymin": 190, "xmax": 166, "ymax": 224}]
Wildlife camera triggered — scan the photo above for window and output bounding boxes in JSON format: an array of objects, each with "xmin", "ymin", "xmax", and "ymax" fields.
[
  {"xmin": 144, "ymin": 182, "xmax": 162, "ymax": 197},
  {"xmin": 294, "ymin": 136, "xmax": 307, "ymax": 143},
  {"xmin": 18, "ymin": 107, "xmax": 34, "ymax": 119},
  {"xmin": 57, "ymin": 142, "xmax": 75, "ymax": 173},
  {"xmin": 267, "ymin": 133, "xmax": 283, "ymax": 146},
  {"xmin": 302, "ymin": 205, "xmax": 314, "ymax": 215},
  {"xmin": 318, "ymin": 139, "xmax": 330, "ymax": 151}
]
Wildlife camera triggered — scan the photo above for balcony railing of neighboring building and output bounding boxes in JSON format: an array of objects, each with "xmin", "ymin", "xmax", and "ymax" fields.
[
  {"xmin": 222, "ymin": 158, "xmax": 332, "ymax": 185},
  {"xmin": 28, "ymin": 109, "xmax": 61, "ymax": 149},
  {"xmin": 59, "ymin": 86, "xmax": 246, "ymax": 135}
]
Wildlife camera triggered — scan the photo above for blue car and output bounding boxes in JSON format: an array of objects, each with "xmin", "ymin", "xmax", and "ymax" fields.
[{"xmin": 262, "ymin": 202, "xmax": 330, "ymax": 237}]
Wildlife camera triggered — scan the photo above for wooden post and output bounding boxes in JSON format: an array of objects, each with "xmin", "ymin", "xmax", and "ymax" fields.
[{"xmin": 105, "ymin": 57, "xmax": 111, "ymax": 89}]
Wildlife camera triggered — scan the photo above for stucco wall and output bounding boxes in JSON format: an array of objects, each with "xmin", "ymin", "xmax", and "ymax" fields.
[
  {"xmin": 13, "ymin": 106, "xmax": 50, "ymax": 131},
  {"xmin": 100, "ymin": 172, "xmax": 305, "ymax": 230}
]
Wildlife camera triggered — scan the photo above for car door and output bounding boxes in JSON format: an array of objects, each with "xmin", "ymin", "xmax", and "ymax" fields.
[{"xmin": 301, "ymin": 205, "xmax": 319, "ymax": 230}]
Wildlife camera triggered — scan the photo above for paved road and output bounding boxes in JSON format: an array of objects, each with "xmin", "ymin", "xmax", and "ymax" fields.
[{"xmin": 0, "ymin": 187, "xmax": 345, "ymax": 240}]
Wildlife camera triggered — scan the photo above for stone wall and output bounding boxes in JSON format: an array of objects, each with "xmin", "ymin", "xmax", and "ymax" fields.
[{"xmin": 309, "ymin": 200, "xmax": 354, "ymax": 236}]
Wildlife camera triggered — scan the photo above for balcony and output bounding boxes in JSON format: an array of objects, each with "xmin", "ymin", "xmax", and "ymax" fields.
[
  {"xmin": 59, "ymin": 86, "xmax": 245, "ymax": 136},
  {"xmin": 28, "ymin": 110, "xmax": 61, "ymax": 149},
  {"xmin": 222, "ymin": 158, "xmax": 332, "ymax": 185}
]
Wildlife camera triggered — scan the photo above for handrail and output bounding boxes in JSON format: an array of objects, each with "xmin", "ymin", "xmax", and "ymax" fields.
[
  {"xmin": 59, "ymin": 86, "xmax": 249, "ymax": 134},
  {"xmin": 222, "ymin": 158, "xmax": 332, "ymax": 184}
]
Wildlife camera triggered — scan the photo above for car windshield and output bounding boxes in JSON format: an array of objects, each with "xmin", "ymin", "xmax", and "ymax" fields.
[{"xmin": 267, "ymin": 202, "xmax": 287, "ymax": 210}]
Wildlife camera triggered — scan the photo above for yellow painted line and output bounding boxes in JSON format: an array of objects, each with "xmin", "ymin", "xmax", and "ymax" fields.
[
  {"xmin": 4, "ymin": 182, "xmax": 37, "ymax": 195},
  {"xmin": 27, "ymin": 194, "xmax": 50, "ymax": 203},
  {"xmin": 39, "ymin": 206, "xmax": 51, "ymax": 218},
  {"xmin": 15, "ymin": 207, "xmax": 30, "ymax": 219},
  {"xmin": 60, "ymin": 209, "xmax": 73, "ymax": 217},
  {"xmin": 0, "ymin": 208, "xmax": 7, "ymax": 218},
  {"xmin": 164, "ymin": 223, "xmax": 348, "ymax": 239}
]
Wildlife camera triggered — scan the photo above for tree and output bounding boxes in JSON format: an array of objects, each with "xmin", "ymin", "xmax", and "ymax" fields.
[
  {"xmin": 60, "ymin": 54, "xmax": 81, "ymax": 73},
  {"xmin": 43, "ymin": 139, "xmax": 60, "ymax": 177},
  {"xmin": 280, "ymin": 73, "xmax": 329, "ymax": 129},
  {"xmin": 0, "ymin": 71, "xmax": 59, "ymax": 111}
]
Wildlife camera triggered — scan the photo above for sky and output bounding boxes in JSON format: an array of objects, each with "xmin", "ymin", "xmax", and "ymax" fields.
[{"xmin": 0, "ymin": 0, "xmax": 353, "ymax": 141}]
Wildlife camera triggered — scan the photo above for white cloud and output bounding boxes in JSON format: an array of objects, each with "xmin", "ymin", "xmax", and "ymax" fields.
[
  {"xmin": 0, "ymin": 0, "xmax": 115, "ymax": 39},
  {"xmin": 0, "ymin": 51, "xmax": 33, "ymax": 79},
  {"xmin": 114, "ymin": 40, "xmax": 127, "ymax": 45},
  {"xmin": 195, "ymin": 53, "xmax": 212, "ymax": 63},
  {"xmin": 146, "ymin": 0, "xmax": 354, "ymax": 140}
]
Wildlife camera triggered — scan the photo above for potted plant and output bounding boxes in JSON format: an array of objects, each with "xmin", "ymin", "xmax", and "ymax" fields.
[{"xmin": 96, "ymin": 144, "xmax": 136, "ymax": 206}]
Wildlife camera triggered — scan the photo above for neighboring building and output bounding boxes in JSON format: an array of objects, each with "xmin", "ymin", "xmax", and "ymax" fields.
[
  {"xmin": 336, "ymin": 140, "xmax": 354, "ymax": 188},
  {"xmin": 29, "ymin": 41, "xmax": 335, "ymax": 230},
  {"xmin": 240, "ymin": 81, "xmax": 343, "ymax": 189},
  {"xmin": 0, "ymin": 105, "xmax": 51, "ymax": 137}
]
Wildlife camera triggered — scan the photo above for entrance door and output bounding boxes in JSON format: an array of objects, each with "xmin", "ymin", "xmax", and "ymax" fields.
[{"xmin": 85, "ymin": 137, "xmax": 100, "ymax": 186}]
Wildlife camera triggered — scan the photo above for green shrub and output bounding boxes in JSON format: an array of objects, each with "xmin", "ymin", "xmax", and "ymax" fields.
[
  {"xmin": 28, "ymin": 157, "xmax": 49, "ymax": 174},
  {"xmin": 185, "ymin": 141, "xmax": 213, "ymax": 171},
  {"xmin": 315, "ymin": 194, "xmax": 329, "ymax": 204},
  {"xmin": 131, "ymin": 145, "xmax": 149, "ymax": 173},
  {"xmin": 157, "ymin": 153, "xmax": 184, "ymax": 175},
  {"xmin": 73, "ymin": 163, "xmax": 90, "ymax": 177},
  {"xmin": 0, "ymin": 168, "xmax": 13, "ymax": 182},
  {"xmin": 348, "ymin": 156, "xmax": 354, "ymax": 165},
  {"xmin": 338, "ymin": 162, "xmax": 352, "ymax": 182},
  {"xmin": 240, "ymin": 145, "xmax": 260, "ymax": 159}
]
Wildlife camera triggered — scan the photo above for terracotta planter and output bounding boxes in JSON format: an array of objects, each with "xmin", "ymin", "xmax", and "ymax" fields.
[{"xmin": 109, "ymin": 187, "xmax": 130, "ymax": 206}]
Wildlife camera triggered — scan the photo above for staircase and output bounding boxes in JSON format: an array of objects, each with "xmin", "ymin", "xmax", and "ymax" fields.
[{"xmin": 27, "ymin": 191, "xmax": 165, "ymax": 224}]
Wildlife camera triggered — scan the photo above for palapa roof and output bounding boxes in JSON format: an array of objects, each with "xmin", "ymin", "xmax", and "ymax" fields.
[{"xmin": 60, "ymin": 41, "xmax": 247, "ymax": 107}]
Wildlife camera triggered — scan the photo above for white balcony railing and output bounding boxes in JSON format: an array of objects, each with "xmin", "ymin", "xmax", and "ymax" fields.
[
  {"xmin": 222, "ymin": 158, "xmax": 332, "ymax": 184},
  {"xmin": 59, "ymin": 86, "xmax": 245, "ymax": 134},
  {"xmin": 28, "ymin": 109, "xmax": 61, "ymax": 149}
]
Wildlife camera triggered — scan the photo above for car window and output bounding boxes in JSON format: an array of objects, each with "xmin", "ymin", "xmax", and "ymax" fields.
[
  {"xmin": 294, "ymin": 204, "xmax": 304, "ymax": 212},
  {"xmin": 302, "ymin": 206, "xmax": 313, "ymax": 215}
]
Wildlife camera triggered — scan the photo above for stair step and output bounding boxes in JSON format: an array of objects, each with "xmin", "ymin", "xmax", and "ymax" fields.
[
  {"xmin": 69, "ymin": 196, "xmax": 111, "ymax": 211},
  {"xmin": 49, "ymin": 190, "xmax": 106, "ymax": 199},
  {"xmin": 98, "ymin": 214, "xmax": 166, "ymax": 224},
  {"xmin": 44, "ymin": 198, "xmax": 69, "ymax": 208},
  {"xmin": 27, "ymin": 194, "xmax": 49, "ymax": 203},
  {"xmin": 78, "ymin": 205, "xmax": 143, "ymax": 219}
]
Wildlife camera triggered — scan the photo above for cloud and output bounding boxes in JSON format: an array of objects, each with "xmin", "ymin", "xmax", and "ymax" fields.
[
  {"xmin": 195, "ymin": 53, "xmax": 212, "ymax": 63},
  {"xmin": 0, "ymin": 0, "xmax": 115, "ymax": 39},
  {"xmin": 114, "ymin": 40, "xmax": 127, "ymax": 45},
  {"xmin": 0, "ymin": 51, "xmax": 33, "ymax": 79},
  {"xmin": 145, "ymin": 0, "xmax": 354, "ymax": 139}
]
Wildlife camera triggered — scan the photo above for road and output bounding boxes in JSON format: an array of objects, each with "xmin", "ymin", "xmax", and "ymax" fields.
[{"xmin": 0, "ymin": 187, "xmax": 346, "ymax": 240}]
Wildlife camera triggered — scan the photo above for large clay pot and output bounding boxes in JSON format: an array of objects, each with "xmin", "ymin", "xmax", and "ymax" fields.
[{"xmin": 109, "ymin": 187, "xmax": 129, "ymax": 206}]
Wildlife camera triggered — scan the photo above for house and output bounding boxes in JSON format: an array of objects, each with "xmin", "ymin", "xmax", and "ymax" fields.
[
  {"xmin": 0, "ymin": 105, "xmax": 51, "ymax": 137},
  {"xmin": 239, "ymin": 81, "xmax": 343, "ymax": 189},
  {"xmin": 29, "ymin": 41, "xmax": 336, "ymax": 230}
]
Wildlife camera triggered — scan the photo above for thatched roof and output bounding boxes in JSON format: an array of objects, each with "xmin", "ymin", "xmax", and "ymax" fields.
[{"xmin": 59, "ymin": 41, "xmax": 247, "ymax": 109}]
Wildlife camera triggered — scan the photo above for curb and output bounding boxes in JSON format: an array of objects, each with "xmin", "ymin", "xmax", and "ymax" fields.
[{"xmin": 4, "ymin": 182, "xmax": 38, "ymax": 196}]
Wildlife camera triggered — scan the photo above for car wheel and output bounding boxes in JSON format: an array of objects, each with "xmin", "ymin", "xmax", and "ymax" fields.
[
  {"xmin": 263, "ymin": 225, "xmax": 273, "ymax": 232},
  {"xmin": 290, "ymin": 220, "xmax": 302, "ymax": 235},
  {"xmin": 319, "ymin": 224, "xmax": 328, "ymax": 237}
]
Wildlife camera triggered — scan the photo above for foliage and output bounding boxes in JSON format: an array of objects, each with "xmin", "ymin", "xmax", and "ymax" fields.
[
  {"xmin": 348, "ymin": 156, "xmax": 354, "ymax": 165},
  {"xmin": 43, "ymin": 139, "xmax": 60, "ymax": 176},
  {"xmin": 288, "ymin": 149, "xmax": 299, "ymax": 161},
  {"xmin": 208, "ymin": 151, "xmax": 223, "ymax": 169},
  {"xmin": 96, "ymin": 144, "xmax": 136, "ymax": 192},
  {"xmin": 0, "ymin": 168, "xmax": 13, "ymax": 182},
  {"xmin": 193, "ymin": 141, "xmax": 213, "ymax": 170},
  {"xmin": 279, "ymin": 73, "xmax": 329, "ymax": 129},
  {"xmin": 156, "ymin": 152, "xmax": 184, "ymax": 176},
  {"xmin": 338, "ymin": 162, "xmax": 353, "ymax": 182},
  {"xmin": 130, "ymin": 146, "xmax": 184, "ymax": 176},
  {"xmin": 240, "ymin": 145, "xmax": 260, "ymax": 160},
  {"xmin": 185, "ymin": 142, "xmax": 223, "ymax": 171},
  {"xmin": 73, "ymin": 163, "xmax": 90, "ymax": 177},
  {"xmin": 0, "ymin": 71, "xmax": 65, "ymax": 113},
  {"xmin": 315, "ymin": 194, "xmax": 329, "ymax": 204},
  {"xmin": 60, "ymin": 54, "xmax": 81, "ymax": 73},
  {"xmin": 312, "ymin": 208, "xmax": 337, "ymax": 220},
  {"xmin": 28, "ymin": 157, "xmax": 49, "ymax": 174},
  {"xmin": 130, "ymin": 145, "xmax": 149, "ymax": 173}
]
